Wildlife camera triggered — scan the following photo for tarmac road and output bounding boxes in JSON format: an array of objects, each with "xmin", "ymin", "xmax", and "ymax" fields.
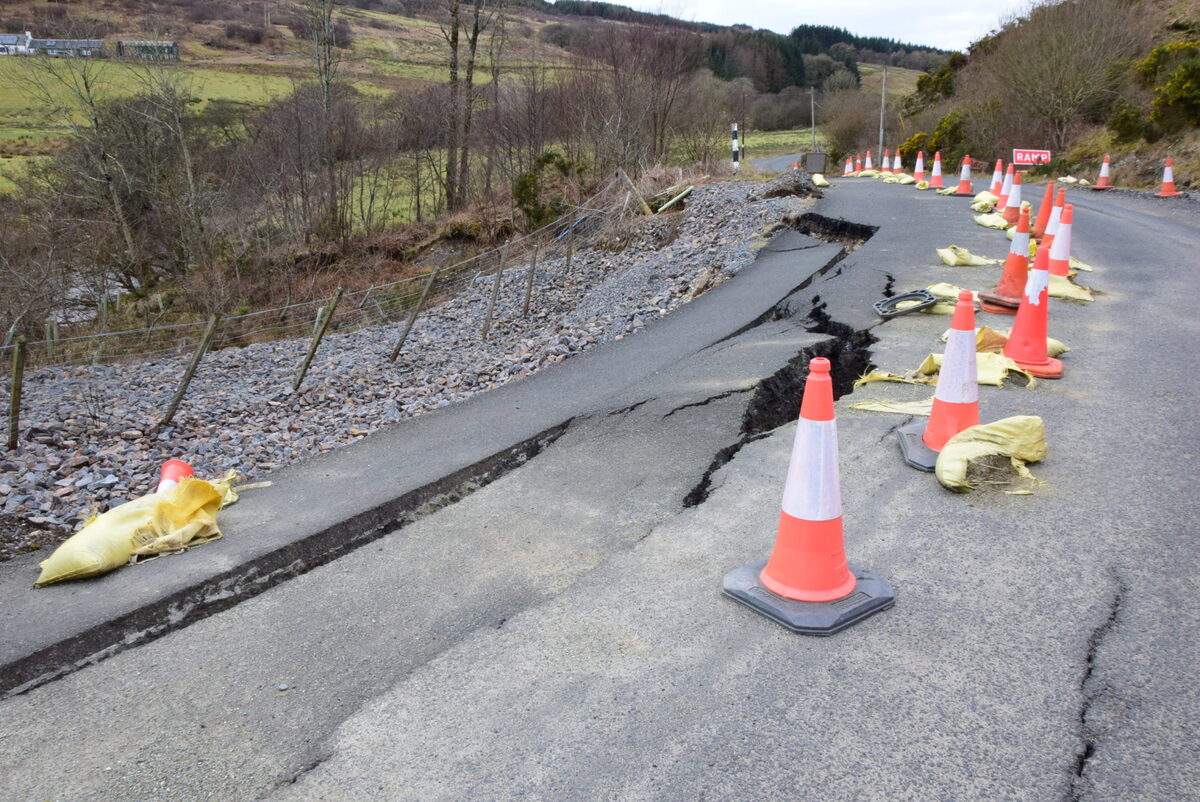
[{"xmin": 2, "ymin": 169, "xmax": 1198, "ymax": 801}]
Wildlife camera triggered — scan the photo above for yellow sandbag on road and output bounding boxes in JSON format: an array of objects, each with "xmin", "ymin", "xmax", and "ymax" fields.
[
  {"xmin": 915, "ymin": 180, "xmax": 931, "ymax": 190},
  {"xmin": 974, "ymin": 213, "xmax": 1012, "ymax": 230},
  {"xmin": 939, "ymin": 325, "xmax": 1070, "ymax": 357},
  {"xmin": 1048, "ymin": 274, "xmax": 1094, "ymax": 302},
  {"xmin": 1070, "ymin": 257, "xmax": 1093, "ymax": 272},
  {"xmin": 848, "ymin": 398, "xmax": 933, "ymax": 416},
  {"xmin": 917, "ymin": 352, "xmax": 1036, "ymax": 387},
  {"xmin": 895, "ymin": 175, "xmax": 916, "ymax": 184},
  {"xmin": 935, "ymin": 415, "xmax": 1047, "ymax": 493},
  {"xmin": 936, "ymin": 246, "xmax": 1001, "ymax": 266},
  {"xmin": 35, "ymin": 474, "xmax": 238, "ymax": 587},
  {"xmin": 812, "ymin": 173, "xmax": 830, "ymax": 187},
  {"xmin": 858, "ymin": 169, "xmax": 879, "ymax": 178},
  {"xmin": 971, "ymin": 191, "xmax": 999, "ymax": 212},
  {"xmin": 936, "ymin": 186, "xmax": 959, "ymax": 196}
]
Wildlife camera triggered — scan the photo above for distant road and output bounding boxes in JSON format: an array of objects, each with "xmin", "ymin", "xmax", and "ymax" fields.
[{"xmin": 752, "ymin": 151, "xmax": 808, "ymax": 172}]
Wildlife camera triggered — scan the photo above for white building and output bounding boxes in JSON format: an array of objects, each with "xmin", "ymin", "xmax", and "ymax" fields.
[{"xmin": 0, "ymin": 32, "xmax": 33, "ymax": 55}]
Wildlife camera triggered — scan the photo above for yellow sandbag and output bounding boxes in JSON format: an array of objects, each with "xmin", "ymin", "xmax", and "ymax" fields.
[
  {"xmin": 854, "ymin": 370, "xmax": 934, "ymax": 388},
  {"xmin": 895, "ymin": 299, "xmax": 955, "ymax": 314},
  {"xmin": 974, "ymin": 213, "xmax": 1011, "ymax": 230},
  {"xmin": 35, "ymin": 474, "xmax": 238, "ymax": 587},
  {"xmin": 935, "ymin": 415, "xmax": 1047, "ymax": 493},
  {"xmin": 858, "ymin": 169, "xmax": 879, "ymax": 177},
  {"xmin": 939, "ymin": 326, "xmax": 1069, "ymax": 357},
  {"xmin": 936, "ymin": 186, "xmax": 959, "ymax": 196},
  {"xmin": 927, "ymin": 282, "xmax": 979, "ymax": 300},
  {"xmin": 895, "ymin": 174, "xmax": 916, "ymax": 185},
  {"xmin": 812, "ymin": 173, "xmax": 830, "ymax": 187},
  {"xmin": 970, "ymin": 191, "xmax": 999, "ymax": 212},
  {"xmin": 1057, "ymin": 176, "xmax": 1080, "ymax": 184},
  {"xmin": 848, "ymin": 398, "xmax": 933, "ymax": 415},
  {"xmin": 1070, "ymin": 256, "xmax": 1093, "ymax": 272},
  {"xmin": 915, "ymin": 180, "xmax": 931, "ymax": 190},
  {"xmin": 936, "ymin": 246, "xmax": 1000, "ymax": 266},
  {"xmin": 917, "ymin": 352, "xmax": 1036, "ymax": 387},
  {"xmin": 1048, "ymin": 273, "xmax": 1094, "ymax": 302},
  {"xmin": 883, "ymin": 176, "xmax": 901, "ymax": 184}
]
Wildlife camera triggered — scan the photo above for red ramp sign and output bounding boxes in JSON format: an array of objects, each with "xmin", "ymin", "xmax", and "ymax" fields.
[{"xmin": 1013, "ymin": 149, "xmax": 1052, "ymax": 165}]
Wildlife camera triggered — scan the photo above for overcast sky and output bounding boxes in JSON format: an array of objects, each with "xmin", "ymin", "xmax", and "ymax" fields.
[{"xmin": 603, "ymin": 1, "xmax": 1032, "ymax": 52}]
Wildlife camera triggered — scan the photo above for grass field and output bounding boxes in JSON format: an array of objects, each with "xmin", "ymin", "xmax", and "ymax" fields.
[
  {"xmin": 744, "ymin": 127, "xmax": 828, "ymax": 159},
  {"xmin": 858, "ymin": 64, "xmax": 922, "ymax": 100}
]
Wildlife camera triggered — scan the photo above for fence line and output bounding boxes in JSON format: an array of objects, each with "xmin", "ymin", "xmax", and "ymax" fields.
[
  {"xmin": 3, "ymin": 177, "xmax": 650, "ymax": 445},
  {"xmin": 1, "ymin": 180, "xmax": 621, "ymax": 371}
]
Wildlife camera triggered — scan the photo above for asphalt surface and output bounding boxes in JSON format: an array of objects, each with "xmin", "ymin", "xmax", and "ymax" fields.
[{"xmin": 2, "ymin": 167, "xmax": 1198, "ymax": 801}]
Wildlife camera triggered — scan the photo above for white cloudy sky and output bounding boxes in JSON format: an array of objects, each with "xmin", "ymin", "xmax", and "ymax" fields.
[{"xmin": 603, "ymin": 1, "xmax": 1032, "ymax": 51}]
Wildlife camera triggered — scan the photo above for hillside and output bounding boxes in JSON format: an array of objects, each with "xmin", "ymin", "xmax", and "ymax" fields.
[{"xmin": 894, "ymin": 0, "xmax": 1200, "ymax": 189}]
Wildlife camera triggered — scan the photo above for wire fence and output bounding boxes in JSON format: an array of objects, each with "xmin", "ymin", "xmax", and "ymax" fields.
[{"xmin": 3, "ymin": 177, "xmax": 638, "ymax": 442}]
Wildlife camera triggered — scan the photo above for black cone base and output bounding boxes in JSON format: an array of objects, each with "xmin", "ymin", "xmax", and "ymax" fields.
[
  {"xmin": 897, "ymin": 420, "xmax": 938, "ymax": 472},
  {"xmin": 722, "ymin": 558, "xmax": 894, "ymax": 636}
]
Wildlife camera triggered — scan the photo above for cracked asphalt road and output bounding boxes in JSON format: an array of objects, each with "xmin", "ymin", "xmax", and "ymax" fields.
[{"xmin": 2, "ymin": 172, "xmax": 1198, "ymax": 801}]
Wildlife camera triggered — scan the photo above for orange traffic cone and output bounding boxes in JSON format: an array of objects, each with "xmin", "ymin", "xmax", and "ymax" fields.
[
  {"xmin": 1032, "ymin": 182, "xmax": 1055, "ymax": 241},
  {"xmin": 914, "ymin": 150, "xmax": 926, "ymax": 182},
  {"xmin": 1091, "ymin": 154, "xmax": 1113, "ymax": 191},
  {"xmin": 892, "ymin": 151, "xmax": 902, "ymax": 174},
  {"xmin": 1154, "ymin": 157, "xmax": 1183, "ymax": 197},
  {"xmin": 989, "ymin": 159, "xmax": 1004, "ymax": 195},
  {"xmin": 930, "ymin": 151, "xmax": 944, "ymax": 188},
  {"xmin": 864, "ymin": 151, "xmax": 874, "ymax": 171},
  {"xmin": 880, "ymin": 148, "xmax": 892, "ymax": 174},
  {"xmin": 1048, "ymin": 203, "xmax": 1074, "ymax": 277},
  {"xmin": 1004, "ymin": 243, "xmax": 1063, "ymax": 379},
  {"xmin": 855, "ymin": 154, "xmax": 863, "ymax": 173},
  {"xmin": 157, "ymin": 459, "xmax": 194, "ymax": 493},
  {"xmin": 996, "ymin": 164, "xmax": 1015, "ymax": 215},
  {"xmin": 1041, "ymin": 187, "xmax": 1066, "ymax": 250},
  {"xmin": 980, "ymin": 206, "xmax": 1031, "ymax": 314},
  {"xmin": 1002, "ymin": 170, "xmax": 1024, "ymax": 226},
  {"xmin": 722, "ymin": 357, "xmax": 895, "ymax": 635},
  {"xmin": 844, "ymin": 157, "xmax": 853, "ymax": 176},
  {"xmin": 899, "ymin": 291, "xmax": 980, "ymax": 470},
  {"xmin": 953, "ymin": 154, "xmax": 974, "ymax": 195}
]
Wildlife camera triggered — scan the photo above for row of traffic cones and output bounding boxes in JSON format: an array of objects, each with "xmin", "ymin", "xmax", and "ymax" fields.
[{"xmin": 1092, "ymin": 153, "xmax": 1183, "ymax": 197}]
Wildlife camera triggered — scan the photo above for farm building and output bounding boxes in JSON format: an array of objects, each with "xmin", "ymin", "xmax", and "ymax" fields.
[
  {"xmin": 28, "ymin": 38, "xmax": 106, "ymax": 57},
  {"xmin": 116, "ymin": 40, "xmax": 179, "ymax": 60},
  {"xmin": 0, "ymin": 32, "xmax": 33, "ymax": 55}
]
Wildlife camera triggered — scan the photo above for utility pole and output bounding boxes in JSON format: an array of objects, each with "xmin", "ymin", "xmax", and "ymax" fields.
[
  {"xmin": 878, "ymin": 66, "xmax": 887, "ymax": 168},
  {"xmin": 810, "ymin": 86, "xmax": 817, "ymax": 151}
]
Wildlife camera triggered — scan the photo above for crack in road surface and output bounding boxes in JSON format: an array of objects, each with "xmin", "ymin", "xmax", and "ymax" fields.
[
  {"xmin": 662, "ymin": 388, "xmax": 751, "ymax": 419},
  {"xmin": 1067, "ymin": 577, "xmax": 1127, "ymax": 801}
]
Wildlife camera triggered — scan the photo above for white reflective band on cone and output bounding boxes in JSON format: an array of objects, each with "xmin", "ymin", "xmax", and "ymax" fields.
[
  {"xmin": 934, "ymin": 328, "xmax": 979, "ymax": 404},
  {"xmin": 1100, "ymin": 162, "xmax": 1110, "ymax": 177},
  {"xmin": 961, "ymin": 164, "xmax": 970, "ymax": 178},
  {"xmin": 781, "ymin": 419, "xmax": 842, "ymax": 521},
  {"xmin": 1025, "ymin": 269, "xmax": 1049, "ymax": 305},
  {"xmin": 1164, "ymin": 166, "xmax": 1174, "ymax": 182},
  {"xmin": 1050, "ymin": 223, "xmax": 1071, "ymax": 261},
  {"xmin": 1046, "ymin": 207, "xmax": 1062, "ymax": 236},
  {"xmin": 933, "ymin": 161, "xmax": 942, "ymax": 176},
  {"xmin": 1011, "ymin": 230, "xmax": 1031, "ymax": 256},
  {"xmin": 916, "ymin": 156, "xmax": 925, "ymax": 172}
]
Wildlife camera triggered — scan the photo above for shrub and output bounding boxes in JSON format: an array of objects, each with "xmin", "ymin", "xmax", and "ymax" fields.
[
  {"xmin": 928, "ymin": 109, "xmax": 966, "ymax": 164},
  {"xmin": 898, "ymin": 132, "xmax": 928, "ymax": 163},
  {"xmin": 1150, "ymin": 59, "xmax": 1200, "ymax": 131},
  {"xmin": 1108, "ymin": 99, "xmax": 1150, "ymax": 143}
]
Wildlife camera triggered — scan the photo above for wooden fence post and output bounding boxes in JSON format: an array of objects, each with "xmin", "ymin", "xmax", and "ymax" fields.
[
  {"xmin": 389, "ymin": 269, "xmax": 440, "ymax": 362},
  {"xmin": 481, "ymin": 241, "xmax": 510, "ymax": 341},
  {"xmin": 159, "ymin": 314, "xmax": 221, "ymax": 427},
  {"xmin": 292, "ymin": 288, "xmax": 343, "ymax": 393},
  {"xmin": 521, "ymin": 241, "xmax": 539, "ymax": 318},
  {"xmin": 7, "ymin": 337, "xmax": 26, "ymax": 451}
]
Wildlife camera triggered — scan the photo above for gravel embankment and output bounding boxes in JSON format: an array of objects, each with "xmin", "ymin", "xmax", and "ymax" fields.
[{"xmin": 0, "ymin": 178, "xmax": 814, "ymax": 558}]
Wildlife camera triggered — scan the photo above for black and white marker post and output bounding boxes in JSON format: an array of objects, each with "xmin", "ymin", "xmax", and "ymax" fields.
[{"xmin": 731, "ymin": 122, "xmax": 739, "ymax": 173}]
